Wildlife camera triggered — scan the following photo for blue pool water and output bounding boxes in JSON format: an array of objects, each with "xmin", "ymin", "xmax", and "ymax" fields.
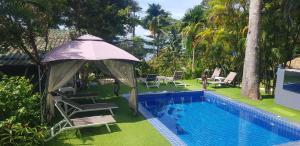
[
  {"xmin": 139, "ymin": 91, "xmax": 300, "ymax": 146},
  {"xmin": 283, "ymin": 83, "xmax": 300, "ymax": 94}
]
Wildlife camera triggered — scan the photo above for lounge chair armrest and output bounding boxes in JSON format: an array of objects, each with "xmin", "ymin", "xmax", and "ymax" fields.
[{"xmin": 214, "ymin": 77, "xmax": 225, "ymax": 81}]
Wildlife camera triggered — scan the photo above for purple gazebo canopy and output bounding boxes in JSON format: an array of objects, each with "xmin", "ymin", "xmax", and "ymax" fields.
[
  {"xmin": 42, "ymin": 34, "xmax": 139, "ymax": 62},
  {"xmin": 42, "ymin": 34, "xmax": 139, "ymax": 118}
]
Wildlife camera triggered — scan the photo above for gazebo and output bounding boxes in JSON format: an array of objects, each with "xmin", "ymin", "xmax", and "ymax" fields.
[{"xmin": 42, "ymin": 34, "xmax": 140, "ymax": 117}]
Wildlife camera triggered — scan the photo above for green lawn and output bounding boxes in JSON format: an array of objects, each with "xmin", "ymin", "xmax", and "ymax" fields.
[
  {"xmin": 46, "ymin": 84, "xmax": 171, "ymax": 146},
  {"xmin": 210, "ymin": 86, "xmax": 300, "ymax": 123},
  {"xmin": 46, "ymin": 79, "xmax": 300, "ymax": 146}
]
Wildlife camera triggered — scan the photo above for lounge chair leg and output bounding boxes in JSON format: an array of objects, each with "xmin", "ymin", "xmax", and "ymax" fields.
[
  {"xmin": 92, "ymin": 97, "xmax": 96, "ymax": 103},
  {"xmin": 76, "ymin": 129, "xmax": 82, "ymax": 138},
  {"xmin": 106, "ymin": 124, "xmax": 111, "ymax": 132},
  {"xmin": 50, "ymin": 127, "xmax": 54, "ymax": 137},
  {"xmin": 109, "ymin": 109, "xmax": 114, "ymax": 116},
  {"xmin": 64, "ymin": 103, "xmax": 68, "ymax": 113}
]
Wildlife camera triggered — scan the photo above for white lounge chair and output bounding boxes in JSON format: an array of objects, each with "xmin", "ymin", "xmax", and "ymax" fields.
[
  {"xmin": 139, "ymin": 74, "xmax": 160, "ymax": 88},
  {"xmin": 45, "ymin": 99, "xmax": 116, "ymax": 142},
  {"xmin": 53, "ymin": 95, "xmax": 119, "ymax": 117},
  {"xmin": 209, "ymin": 72, "xmax": 237, "ymax": 87},
  {"xmin": 196, "ymin": 68, "xmax": 221, "ymax": 82},
  {"xmin": 165, "ymin": 71, "xmax": 187, "ymax": 87}
]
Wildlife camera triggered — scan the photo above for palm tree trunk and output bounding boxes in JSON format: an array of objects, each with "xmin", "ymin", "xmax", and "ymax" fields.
[
  {"xmin": 192, "ymin": 47, "xmax": 195, "ymax": 74},
  {"xmin": 242, "ymin": 0, "xmax": 261, "ymax": 100},
  {"xmin": 156, "ymin": 33, "xmax": 160, "ymax": 55}
]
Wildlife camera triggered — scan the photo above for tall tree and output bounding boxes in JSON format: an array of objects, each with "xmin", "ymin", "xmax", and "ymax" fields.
[
  {"xmin": 128, "ymin": 0, "xmax": 141, "ymax": 37},
  {"xmin": 0, "ymin": 0, "xmax": 63, "ymax": 64},
  {"xmin": 181, "ymin": 5, "xmax": 205, "ymax": 75},
  {"xmin": 142, "ymin": 3, "xmax": 170, "ymax": 55},
  {"xmin": 259, "ymin": 0, "xmax": 300, "ymax": 94},
  {"xmin": 182, "ymin": 0, "xmax": 248, "ymax": 79},
  {"xmin": 242, "ymin": 0, "xmax": 261, "ymax": 100},
  {"xmin": 182, "ymin": 23, "xmax": 202, "ymax": 74},
  {"xmin": 63, "ymin": 0, "xmax": 138, "ymax": 42}
]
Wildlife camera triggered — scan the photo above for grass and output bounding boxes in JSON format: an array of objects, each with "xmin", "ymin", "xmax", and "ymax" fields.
[
  {"xmin": 211, "ymin": 86, "xmax": 300, "ymax": 123},
  {"xmin": 46, "ymin": 84, "xmax": 171, "ymax": 146},
  {"xmin": 46, "ymin": 79, "xmax": 300, "ymax": 146}
]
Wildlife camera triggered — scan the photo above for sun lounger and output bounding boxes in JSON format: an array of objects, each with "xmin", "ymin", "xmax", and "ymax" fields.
[
  {"xmin": 45, "ymin": 98, "xmax": 116, "ymax": 142},
  {"xmin": 57, "ymin": 88, "xmax": 98, "ymax": 103},
  {"xmin": 196, "ymin": 68, "xmax": 221, "ymax": 82},
  {"xmin": 53, "ymin": 95, "xmax": 119, "ymax": 117},
  {"xmin": 98, "ymin": 78, "xmax": 115, "ymax": 85},
  {"xmin": 140, "ymin": 74, "xmax": 160, "ymax": 88},
  {"xmin": 59, "ymin": 86, "xmax": 76, "ymax": 94},
  {"xmin": 165, "ymin": 71, "xmax": 188, "ymax": 87},
  {"xmin": 209, "ymin": 72, "xmax": 237, "ymax": 87}
]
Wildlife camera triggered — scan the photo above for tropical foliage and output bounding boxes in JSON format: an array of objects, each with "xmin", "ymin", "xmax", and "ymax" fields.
[
  {"xmin": 143, "ymin": 0, "xmax": 300, "ymax": 95},
  {"xmin": 0, "ymin": 122, "xmax": 46, "ymax": 146},
  {"xmin": 0, "ymin": 75, "xmax": 47, "ymax": 146},
  {"xmin": 0, "ymin": 0, "xmax": 298, "ymax": 95},
  {"xmin": 0, "ymin": 0, "xmax": 139, "ymax": 64},
  {"xmin": 0, "ymin": 0, "xmax": 299, "ymax": 144},
  {"xmin": 142, "ymin": 3, "xmax": 172, "ymax": 55}
]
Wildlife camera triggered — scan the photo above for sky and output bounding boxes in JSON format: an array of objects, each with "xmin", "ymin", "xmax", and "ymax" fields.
[{"xmin": 134, "ymin": 0, "xmax": 202, "ymax": 38}]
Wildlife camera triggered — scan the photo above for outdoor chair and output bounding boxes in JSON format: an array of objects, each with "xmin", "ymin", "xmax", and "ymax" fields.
[
  {"xmin": 45, "ymin": 98, "xmax": 116, "ymax": 142},
  {"xmin": 98, "ymin": 78, "xmax": 115, "ymax": 85},
  {"xmin": 209, "ymin": 72, "xmax": 237, "ymax": 87},
  {"xmin": 196, "ymin": 68, "xmax": 221, "ymax": 82},
  {"xmin": 53, "ymin": 94, "xmax": 119, "ymax": 117},
  {"xmin": 58, "ymin": 87, "xmax": 98, "ymax": 103},
  {"xmin": 140, "ymin": 74, "xmax": 160, "ymax": 88},
  {"xmin": 165, "ymin": 71, "xmax": 188, "ymax": 87}
]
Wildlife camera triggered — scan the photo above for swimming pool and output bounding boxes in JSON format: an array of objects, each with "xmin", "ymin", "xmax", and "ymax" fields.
[
  {"xmin": 283, "ymin": 83, "xmax": 300, "ymax": 94},
  {"xmin": 138, "ymin": 91, "xmax": 300, "ymax": 146}
]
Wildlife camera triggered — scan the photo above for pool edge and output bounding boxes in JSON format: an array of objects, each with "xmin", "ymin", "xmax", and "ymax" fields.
[
  {"xmin": 122, "ymin": 90, "xmax": 300, "ymax": 145},
  {"xmin": 122, "ymin": 93, "xmax": 187, "ymax": 146}
]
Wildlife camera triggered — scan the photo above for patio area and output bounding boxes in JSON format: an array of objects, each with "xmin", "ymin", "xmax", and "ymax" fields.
[{"xmin": 46, "ymin": 79, "xmax": 300, "ymax": 145}]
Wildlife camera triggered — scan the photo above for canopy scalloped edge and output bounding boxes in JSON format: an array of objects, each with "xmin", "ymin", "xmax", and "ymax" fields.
[{"xmin": 42, "ymin": 34, "xmax": 140, "ymax": 63}]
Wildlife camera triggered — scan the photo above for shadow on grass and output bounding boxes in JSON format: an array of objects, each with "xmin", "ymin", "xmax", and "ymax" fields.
[
  {"xmin": 261, "ymin": 94, "xmax": 274, "ymax": 99},
  {"xmin": 208, "ymin": 84, "xmax": 239, "ymax": 89}
]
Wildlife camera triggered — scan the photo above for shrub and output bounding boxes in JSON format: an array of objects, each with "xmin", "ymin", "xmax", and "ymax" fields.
[
  {"xmin": 0, "ymin": 75, "xmax": 40, "ymax": 125},
  {"xmin": 136, "ymin": 60, "xmax": 157, "ymax": 77},
  {"xmin": 0, "ymin": 75, "xmax": 47, "ymax": 145},
  {"xmin": 0, "ymin": 122, "xmax": 47, "ymax": 146},
  {"xmin": 146, "ymin": 48, "xmax": 189, "ymax": 77}
]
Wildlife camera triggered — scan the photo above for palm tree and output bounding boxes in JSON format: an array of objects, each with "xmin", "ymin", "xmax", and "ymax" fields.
[
  {"xmin": 181, "ymin": 23, "xmax": 203, "ymax": 74},
  {"xmin": 143, "ymin": 3, "xmax": 169, "ymax": 55},
  {"xmin": 241, "ymin": 0, "xmax": 261, "ymax": 100},
  {"xmin": 181, "ymin": 5, "xmax": 205, "ymax": 75},
  {"xmin": 128, "ymin": 0, "xmax": 141, "ymax": 37}
]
